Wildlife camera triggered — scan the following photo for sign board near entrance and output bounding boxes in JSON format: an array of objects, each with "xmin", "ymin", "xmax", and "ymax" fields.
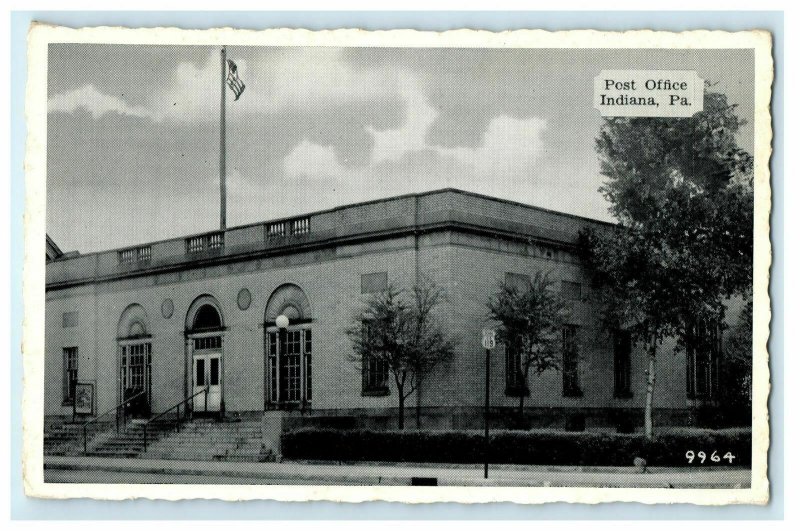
[{"xmin": 73, "ymin": 382, "xmax": 94, "ymax": 415}]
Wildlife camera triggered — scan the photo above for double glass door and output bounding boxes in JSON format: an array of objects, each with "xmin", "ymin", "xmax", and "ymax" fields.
[{"xmin": 193, "ymin": 352, "xmax": 222, "ymax": 412}]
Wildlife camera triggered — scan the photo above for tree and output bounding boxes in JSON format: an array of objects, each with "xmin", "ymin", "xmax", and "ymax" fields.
[
  {"xmin": 487, "ymin": 272, "xmax": 569, "ymax": 425},
  {"xmin": 580, "ymin": 87, "xmax": 754, "ymax": 438},
  {"xmin": 347, "ymin": 282, "xmax": 455, "ymax": 430},
  {"xmin": 719, "ymin": 297, "xmax": 753, "ymax": 424}
]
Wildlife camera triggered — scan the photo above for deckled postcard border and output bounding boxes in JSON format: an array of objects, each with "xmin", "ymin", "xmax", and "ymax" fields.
[{"xmin": 22, "ymin": 24, "xmax": 773, "ymax": 505}]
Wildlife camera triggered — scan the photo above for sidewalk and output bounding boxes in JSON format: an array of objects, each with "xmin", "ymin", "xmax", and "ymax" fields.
[{"xmin": 44, "ymin": 456, "xmax": 751, "ymax": 488}]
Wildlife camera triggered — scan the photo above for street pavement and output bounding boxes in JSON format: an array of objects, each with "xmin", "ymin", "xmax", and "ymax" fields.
[{"xmin": 44, "ymin": 456, "xmax": 751, "ymax": 488}]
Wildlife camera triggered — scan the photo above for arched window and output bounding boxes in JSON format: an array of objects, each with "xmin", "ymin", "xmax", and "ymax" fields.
[
  {"xmin": 193, "ymin": 304, "xmax": 222, "ymax": 330},
  {"xmin": 117, "ymin": 304, "xmax": 152, "ymax": 414},
  {"xmin": 264, "ymin": 284, "xmax": 313, "ymax": 409}
]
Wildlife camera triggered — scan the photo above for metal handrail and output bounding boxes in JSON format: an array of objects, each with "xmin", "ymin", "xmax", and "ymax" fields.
[
  {"xmin": 143, "ymin": 386, "xmax": 209, "ymax": 452},
  {"xmin": 81, "ymin": 389, "xmax": 147, "ymax": 455}
]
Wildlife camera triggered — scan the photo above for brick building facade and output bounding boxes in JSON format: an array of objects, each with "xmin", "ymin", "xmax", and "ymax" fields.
[{"xmin": 45, "ymin": 189, "xmax": 726, "ymax": 431}]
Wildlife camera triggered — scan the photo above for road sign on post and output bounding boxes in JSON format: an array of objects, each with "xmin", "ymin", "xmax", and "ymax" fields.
[{"xmin": 482, "ymin": 328, "xmax": 496, "ymax": 350}]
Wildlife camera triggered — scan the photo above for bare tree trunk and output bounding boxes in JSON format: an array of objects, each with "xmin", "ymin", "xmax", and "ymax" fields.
[
  {"xmin": 416, "ymin": 377, "xmax": 422, "ymax": 430},
  {"xmin": 398, "ymin": 391, "xmax": 405, "ymax": 430},
  {"xmin": 644, "ymin": 336, "xmax": 658, "ymax": 439}
]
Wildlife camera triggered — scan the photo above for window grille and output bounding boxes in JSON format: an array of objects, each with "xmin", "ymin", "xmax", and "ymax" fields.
[
  {"xmin": 686, "ymin": 320, "xmax": 721, "ymax": 399},
  {"xmin": 267, "ymin": 329, "xmax": 312, "ymax": 405},
  {"xmin": 194, "ymin": 336, "xmax": 222, "ymax": 350},
  {"xmin": 120, "ymin": 343, "xmax": 152, "ymax": 400},
  {"xmin": 361, "ymin": 322, "xmax": 389, "ymax": 395}
]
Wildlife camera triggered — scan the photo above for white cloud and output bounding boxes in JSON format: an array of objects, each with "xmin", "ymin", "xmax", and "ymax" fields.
[
  {"xmin": 48, "ymin": 84, "xmax": 153, "ymax": 119},
  {"xmin": 49, "ymin": 48, "xmax": 406, "ymax": 123},
  {"xmin": 283, "ymin": 140, "xmax": 345, "ymax": 179},
  {"xmin": 281, "ymin": 78, "xmax": 548, "ymax": 195},
  {"xmin": 367, "ymin": 77, "xmax": 438, "ymax": 164},
  {"xmin": 49, "ymin": 48, "xmax": 550, "ymax": 213},
  {"xmin": 438, "ymin": 114, "xmax": 548, "ymax": 177}
]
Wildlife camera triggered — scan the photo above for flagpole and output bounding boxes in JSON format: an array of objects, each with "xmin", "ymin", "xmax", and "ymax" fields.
[{"xmin": 220, "ymin": 46, "xmax": 227, "ymax": 231}]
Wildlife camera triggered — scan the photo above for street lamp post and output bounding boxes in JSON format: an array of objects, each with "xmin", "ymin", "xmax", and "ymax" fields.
[{"xmin": 482, "ymin": 328, "xmax": 496, "ymax": 479}]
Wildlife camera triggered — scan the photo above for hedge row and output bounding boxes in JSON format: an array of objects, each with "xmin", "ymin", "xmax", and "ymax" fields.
[{"xmin": 281, "ymin": 428, "xmax": 751, "ymax": 467}]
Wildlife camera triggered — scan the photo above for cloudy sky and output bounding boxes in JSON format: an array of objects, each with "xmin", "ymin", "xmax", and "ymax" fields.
[{"xmin": 47, "ymin": 45, "xmax": 754, "ymax": 253}]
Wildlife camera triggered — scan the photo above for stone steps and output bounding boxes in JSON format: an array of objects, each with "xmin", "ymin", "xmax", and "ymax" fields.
[
  {"xmin": 44, "ymin": 422, "xmax": 105, "ymax": 456},
  {"xmin": 46, "ymin": 417, "xmax": 268, "ymax": 461},
  {"xmin": 85, "ymin": 419, "xmax": 180, "ymax": 458},
  {"xmin": 141, "ymin": 419, "xmax": 265, "ymax": 462}
]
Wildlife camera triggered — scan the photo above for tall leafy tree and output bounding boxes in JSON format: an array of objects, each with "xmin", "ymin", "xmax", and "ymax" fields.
[
  {"xmin": 487, "ymin": 272, "xmax": 569, "ymax": 424},
  {"xmin": 580, "ymin": 88, "xmax": 754, "ymax": 438},
  {"xmin": 719, "ymin": 298, "xmax": 753, "ymax": 424},
  {"xmin": 347, "ymin": 282, "xmax": 455, "ymax": 430}
]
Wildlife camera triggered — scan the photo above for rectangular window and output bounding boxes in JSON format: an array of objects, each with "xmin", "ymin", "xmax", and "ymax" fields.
[
  {"xmin": 562, "ymin": 325, "xmax": 582, "ymax": 397},
  {"xmin": 120, "ymin": 343, "xmax": 152, "ymax": 401},
  {"xmin": 361, "ymin": 322, "xmax": 389, "ymax": 395},
  {"xmin": 209, "ymin": 357, "xmax": 220, "ymax": 386},
  {"xmin": 561, "ymin": 281, "xmax": 582, "ymax": 301},
  {"xmin": 686, "ymin": 320, "xmax": 721, "ymax": 399},
  {"xmin": 196, "ymin": 358, "xmax": 206, "ymax": 386},
  {"xmin": 505, "ymin": 272, "xmax": 530, "ymax": 292},
  {"xmin": 267, "ymin": 329, "xmax": 312, "ymax": 405},
  {"xmin": 62, "ymin": 311, "xmax": 78, "ymax": 328},
  {"xmin": 268, "ymin": 332, "xmax": 278, "ymax": 403},
  {"xmin": 194, "ymin": 336, "xmax": 221, "ymax": 350},
  {"xmin": 613, "ymin": 330, "xmax": 632, "ymax": 398},
  {"xmin": 62, "ymin": 347, "xmax": 78, "ymax": 404},
  {"xmin": 304, "ymin": 329, "xmax": 312, "ymax": 402},
  {"xmin": 282, "ymin": 330, "xmax": 302, "ymax": 402},
  {"xmin": 504, "ymin": 335, "xmax": 529, "ymax": 396},
  {"xmin": 361, "ymin": 272, "xmax": 388, "ymax": 294}
]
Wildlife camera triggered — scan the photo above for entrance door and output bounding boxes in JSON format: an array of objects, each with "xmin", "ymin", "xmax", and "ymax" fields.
[{"xmin": 193, "ymin": 352, "xmax": 222, "ymax": 412}]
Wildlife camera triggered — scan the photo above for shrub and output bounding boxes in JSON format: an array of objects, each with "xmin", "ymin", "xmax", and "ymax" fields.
[{"xmin": 281, "ymin": 427, "xmax": 751, "ymax": 467}]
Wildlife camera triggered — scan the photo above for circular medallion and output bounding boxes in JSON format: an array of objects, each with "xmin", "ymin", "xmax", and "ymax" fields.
[
  {"xmin": 161, "ymin": 298, "xmax": 174, "ymax": 319},
  {"xmin": 237, "ymin": 288, "xmax": 252, "ymax": 311}
]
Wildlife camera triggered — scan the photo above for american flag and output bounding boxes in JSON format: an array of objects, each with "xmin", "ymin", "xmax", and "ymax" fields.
[{"xmin": 226, "ymin": 59, "xmax": 245, "ymax": 100}]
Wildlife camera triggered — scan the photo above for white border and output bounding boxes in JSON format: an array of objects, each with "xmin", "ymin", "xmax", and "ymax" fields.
[{"xmin": 22, "ymin": 25, "xmax": 773, "ymax": 505}]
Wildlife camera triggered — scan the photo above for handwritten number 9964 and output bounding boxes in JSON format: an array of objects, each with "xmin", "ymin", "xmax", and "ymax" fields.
[{"xmin": 685, "ymin": 450, "xmax": 736, "ymax": 464}]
